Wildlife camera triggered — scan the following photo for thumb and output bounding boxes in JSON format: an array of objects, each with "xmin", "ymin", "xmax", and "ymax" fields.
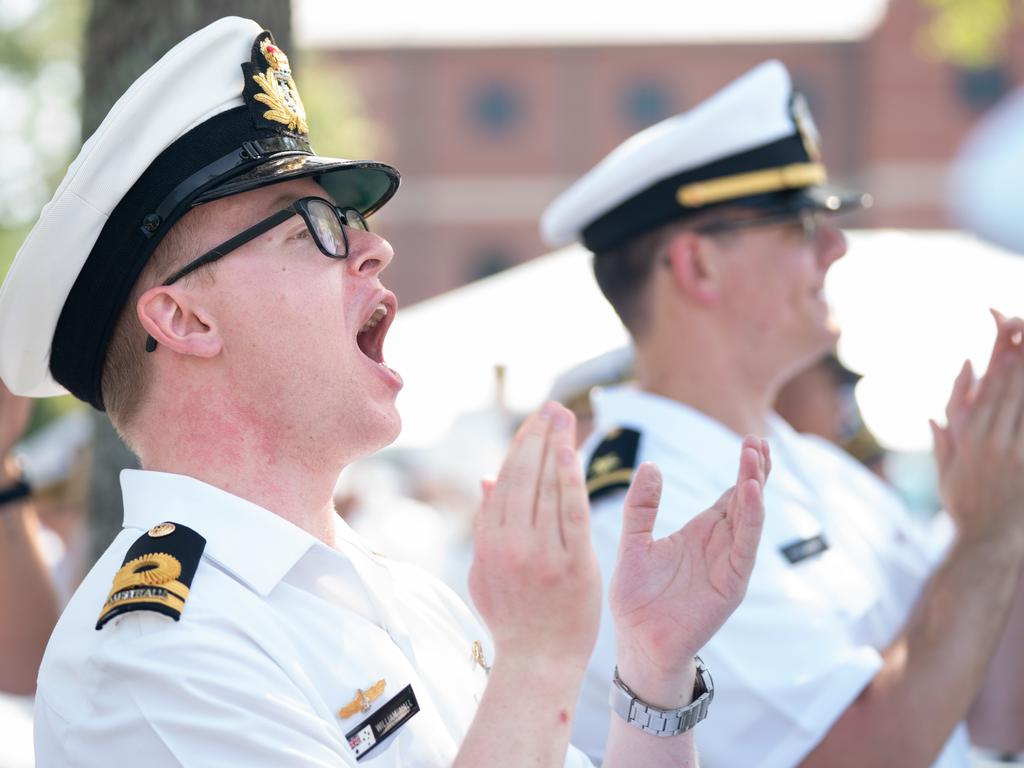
[{"xmin": 621, "ymin": 462, "xmax": 662, "ymax": 545}]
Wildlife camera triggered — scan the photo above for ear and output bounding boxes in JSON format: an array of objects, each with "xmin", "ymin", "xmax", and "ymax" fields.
[
  {"xmin": 662, "ymin": 230, "xmax": 721, "ymax": 305},
  {"xmin": 136, "ymin": 285, "xmax": 222, "ymax": 358}
]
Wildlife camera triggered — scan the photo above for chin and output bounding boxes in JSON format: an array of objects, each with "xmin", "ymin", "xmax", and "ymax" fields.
[{"xmin": 362, "ymin": 403, "xmax": 403, "ymax": 456}]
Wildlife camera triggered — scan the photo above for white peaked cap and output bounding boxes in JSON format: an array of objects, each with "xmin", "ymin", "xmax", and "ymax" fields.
[
  {"xmin": 541, "ymin": 60, "xmax": 866, "ymax": 251},
  {"xmin": 0, "ymin": 17, "xmax": 399, "ymax": 409}
]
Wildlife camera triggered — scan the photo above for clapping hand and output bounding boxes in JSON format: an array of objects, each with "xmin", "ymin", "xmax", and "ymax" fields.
[
  {"xmin": 932, "ymin": 311, "xmax": 1024, "ymax": 548},
  {"xmin": 609, "ymin": 436, "xmax": 770, "ymax": 705}
]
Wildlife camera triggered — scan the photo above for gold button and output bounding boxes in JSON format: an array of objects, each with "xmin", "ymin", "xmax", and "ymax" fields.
[{"xmin": 148, "ymin": 522, "xmax": 176, "ymax": 538}]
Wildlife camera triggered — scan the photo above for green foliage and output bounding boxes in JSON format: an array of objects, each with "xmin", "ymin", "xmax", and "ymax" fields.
[
  {"xmin": 297, "ymin": 52, "xmax": 384, "ymax": 160},
  {"xmin": 920, "ymin": 0, "xmax": 1022, "ymax": 69},
  {"xmin": 0, "ymin": 0, "xmax": 86, "ymax": 228}
]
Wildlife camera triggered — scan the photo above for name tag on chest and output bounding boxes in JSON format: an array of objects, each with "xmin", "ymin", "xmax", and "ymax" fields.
[
  {"xmin": 780, "ymin": 534, "xmax": 829, "ymax": 564},
  {"xmin": 346, "ymin": 684, "xmax": 420, "ymax": 761}
]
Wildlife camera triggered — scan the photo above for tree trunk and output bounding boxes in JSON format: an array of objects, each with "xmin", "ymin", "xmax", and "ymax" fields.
[{"xmin": 83, "ymin": 0, "xmax": 291, "ymax": 565}]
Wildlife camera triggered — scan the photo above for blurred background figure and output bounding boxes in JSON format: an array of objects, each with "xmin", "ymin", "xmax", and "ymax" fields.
[
  {"xmin": 949, "ymin": 73, "xmax": 1024, "ymax": 766},
  {"xmin": 950, "ymin": 86, "xmax": 1024, "ymax": 256},
  {"xmin": 548, "ymin": 347, "xmax": 635, "ymax": 446},
  {"xmin": 775, "ymin": 351, "xmax": 888, "ymax": 479},
  {"xmin": 0, "ymin": 383, "xmax": 65, "ymax": 768}
]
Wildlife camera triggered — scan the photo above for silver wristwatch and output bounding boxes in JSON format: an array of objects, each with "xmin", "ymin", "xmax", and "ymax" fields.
[{"xmin": 609, "ymin": 656, "xmax": 714, "ymax": 737}]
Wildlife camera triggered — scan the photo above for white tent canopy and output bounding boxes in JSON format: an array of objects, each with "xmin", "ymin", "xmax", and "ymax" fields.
[{"xmin": 387, "ymin": 230, "xmax": 1024, "ymax": 452}]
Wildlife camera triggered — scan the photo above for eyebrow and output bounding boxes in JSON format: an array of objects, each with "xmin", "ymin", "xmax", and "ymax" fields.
[{"xmin": 258, "ymin": 192, "xmax": 303, "ymax": 218}]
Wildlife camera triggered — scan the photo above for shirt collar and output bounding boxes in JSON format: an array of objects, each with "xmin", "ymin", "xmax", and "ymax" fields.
[
  {"xmin": 591, "ymin": 386, "xmax": 744, "ymax": 479},
  {"xmin": 120, "ymin": 469, "xmax": 322, "ymax": 596}
]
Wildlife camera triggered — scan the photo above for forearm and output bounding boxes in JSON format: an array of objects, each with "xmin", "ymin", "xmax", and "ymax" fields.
[
  {"xmin": 602, "ymin": 656, "xmax": 699, "ymax": 768},
  {"xmin": 802, "ymin": 537, "xmax": 1024, "ymax": 767},
  {"xmin": 0, "ymin": 501, "xmax": 60, "ymax": 694},
  {"xmin": 454, "ymin": 656, "xmax": 582, "ymax": 768},
  {"xmin": 967, "ymin": 563, "xmax": 1024, "ymax": 752}
]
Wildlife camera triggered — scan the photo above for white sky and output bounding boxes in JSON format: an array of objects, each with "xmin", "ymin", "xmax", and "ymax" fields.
[{"xmin": 295, "ymin": 0, "xmax": 890, "ymax": 49}]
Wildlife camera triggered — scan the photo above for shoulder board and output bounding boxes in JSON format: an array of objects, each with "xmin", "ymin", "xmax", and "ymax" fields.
[
  {"xmin": 96, "ymin": 522, "xmax": 206, "ymax": 631},
  {"xmin": 585, "ymin": 428, "xmax": 641, "ymax": 501}
]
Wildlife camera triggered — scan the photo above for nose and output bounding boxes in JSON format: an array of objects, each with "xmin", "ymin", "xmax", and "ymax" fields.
[
  {"xmin": 815, "ymin": 220, "xmax": 847, "ymax": 270},
  {"xmin": 346, "ymin": 229, "xmax": 394, "ymax": 278}
]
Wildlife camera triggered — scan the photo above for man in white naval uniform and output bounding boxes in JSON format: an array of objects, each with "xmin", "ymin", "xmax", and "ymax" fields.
[
  {"xmin": 542, "ymin": 60, "xmax": 1024, "ymax": 767},
  {"xmin": 0, "ymin": 18, "xmax": 772, "ymax": 768}
]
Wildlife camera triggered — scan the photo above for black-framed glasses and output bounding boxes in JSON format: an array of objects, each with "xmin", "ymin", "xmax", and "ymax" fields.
[
  {"xmin": 693, "ymin": 208, "xmax": 824, "ymax": 241},
  {"xmin": 145, "ymin": 196, "xmax": 368, "ymax": 352}
]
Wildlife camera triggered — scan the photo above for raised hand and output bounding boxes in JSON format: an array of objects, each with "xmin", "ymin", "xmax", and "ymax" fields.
[
  {"xmin": 468, "ymin": 401, "xmax": 602, "ymax": 673},
  {"xmin": 457, "ymin": 402, "xmax": 601, "ymax": 768},
  {"xmin": 931, "ymin": 318, "xmax": 1024, "ymax": 548},
  {"xmin": 608, "ymin": 436, "xmax": 770, "ymax": 705}
]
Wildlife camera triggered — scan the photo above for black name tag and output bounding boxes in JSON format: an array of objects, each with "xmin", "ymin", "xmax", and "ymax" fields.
[
  {"xmin": 345, "ymin": 684, "xmax": 420, "ymax": 761},
  {"xmin": 780, "ymin": 534, "xmax": 829, "ymax": 564}
]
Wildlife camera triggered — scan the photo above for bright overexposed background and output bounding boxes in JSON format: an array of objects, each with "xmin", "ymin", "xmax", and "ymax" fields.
[{"xmin": 387, "ymin": 229, "xmax": 1024, "ymax": 455}]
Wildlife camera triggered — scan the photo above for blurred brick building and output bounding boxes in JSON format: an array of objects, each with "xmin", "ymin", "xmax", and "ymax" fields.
[{"xmin": 298, "ymin": 0, "xmax": 1024, "ymax": 305}]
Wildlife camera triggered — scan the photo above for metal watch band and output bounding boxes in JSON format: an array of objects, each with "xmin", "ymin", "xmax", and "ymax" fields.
[{"xmin": 609, "ymin": 655, "xmax": 714, "ymax": 737}]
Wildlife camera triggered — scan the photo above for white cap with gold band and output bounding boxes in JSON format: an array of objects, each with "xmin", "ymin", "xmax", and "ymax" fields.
[
  {"xmin": 540, "ymin": 60, "xmax": 869, "ymax": 253},
  {"xmin": 0, "ymin": 16, "xmax": 399, "ymax": 410}
]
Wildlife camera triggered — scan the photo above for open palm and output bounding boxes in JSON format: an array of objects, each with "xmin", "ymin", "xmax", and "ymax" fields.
[{"xmin": 609, "ymin": 436, "xmax": 770, "ymax": 676}]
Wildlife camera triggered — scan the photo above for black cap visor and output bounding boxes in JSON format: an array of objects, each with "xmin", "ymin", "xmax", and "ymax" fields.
[
  {"xmin": 196, "ymin": 154, "xmax": 400, "ymax": 217},
  {"xmin": 728, "ymin": 183, "xmax": 872, "ymax": 217}
]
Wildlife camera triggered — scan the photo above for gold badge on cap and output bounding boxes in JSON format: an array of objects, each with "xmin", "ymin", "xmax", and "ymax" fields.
[
  {"xmin": 252, "ymin": 38, "xmax": 309, "ymax": 135},
  {"xmin": 790, "ymin": 92, "xmax": 822, "ymax": 163},
  {"xmin": 148, "ymin": 522, "xmax": 176, "ymax": 538},
  {"xmin": 338, "ymin": 679, "xmax": 387, "ymax": 719}
]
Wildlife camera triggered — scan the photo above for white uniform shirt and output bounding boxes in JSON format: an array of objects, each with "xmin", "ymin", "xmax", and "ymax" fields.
[
  {"xmin": 573, "ymin": 387, "xmax": 969, "ymax": 768},
  {"xmin": 35, "ymin": 470, "xmax": 594, "ymax": 768}
]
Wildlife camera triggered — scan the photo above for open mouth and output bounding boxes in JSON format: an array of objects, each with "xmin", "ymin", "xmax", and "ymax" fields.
[{"xmin": 356, "ymin": 296, "xmax": 395, "ymax": 365}]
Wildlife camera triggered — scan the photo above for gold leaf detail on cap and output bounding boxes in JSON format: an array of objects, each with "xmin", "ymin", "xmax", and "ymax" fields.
[{"xmin": 252, "ymin": 39, "xmax": 308, "ymax": 134}]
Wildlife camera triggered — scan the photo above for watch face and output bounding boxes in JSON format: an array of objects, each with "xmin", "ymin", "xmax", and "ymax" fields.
[{"xmin": 694, "ymin": 654, "xmax": 714, "ymax": 703}]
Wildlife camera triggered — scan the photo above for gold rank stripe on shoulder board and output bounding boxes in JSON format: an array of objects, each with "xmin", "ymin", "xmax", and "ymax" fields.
[
  {"xmin": 585, "ymin": 428, "xmax": 641, "ymax": 501},
  {"xmin": 338, "ymin": 679, "xmax": 387, "ymax": 719},
  {"xmin": 96, "ymin": 522, "xmax": 206, "ymax": 630}
]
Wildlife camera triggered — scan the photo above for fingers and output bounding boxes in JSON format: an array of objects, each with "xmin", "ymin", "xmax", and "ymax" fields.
[
  {"xmin": 535, "ymin": 406, "xmax": 576, "ymax": 547},
  {"xmin": 945, "ymin": 359, "xmax": 974, "ymax": 437},
  {"xmin": 620, "ymin": 462, "xmax": 662, "ymax": 548},
  {"xmin": 970, "ymin": 352, "xmax": 1013, "ymax": 444},
  {"xmin": 760, "ymin": 438, "xmax": 772, "ymax": 479},
  {"xmin": 729, "ymin": 437, "xmax": 768, "ymax": 574},
  {"xmin": 990, "ymin": 356, "xmax": 1024, "ymax": 449},
  {"xmin": 736, "ymin": 436, "xmax": 765, "ymax": 488},
  {"xmin": 988, "ymin": 309, "xmax": 1024, "ymax": 371},
  {"xmin": 493, "ymin": 405, "xmax": 555, "ymax": 528},
  {"xmin": 556, "ymin": 437, "xmax": 593, "ymax": 558}
]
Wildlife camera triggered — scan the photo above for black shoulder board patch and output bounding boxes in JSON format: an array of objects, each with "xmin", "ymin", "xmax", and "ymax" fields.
[
  {"xmin": 585, "ymin": 428, "xmax": 641, "ymax": 501},
  {"xmin": 96, "ymin": 522, "xmax": 206, "ymax": 630}
]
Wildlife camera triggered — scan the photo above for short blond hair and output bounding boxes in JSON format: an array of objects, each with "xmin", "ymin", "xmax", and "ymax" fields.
[{"xmin": 100, "ymin": 207, "xmax": 208, "ymax": 440}]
